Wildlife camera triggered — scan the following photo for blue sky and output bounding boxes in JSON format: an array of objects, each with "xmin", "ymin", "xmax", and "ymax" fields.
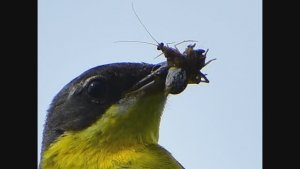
[{"xmin": 38, "ymin": 0, "xmax": 262, "ymax": 168}]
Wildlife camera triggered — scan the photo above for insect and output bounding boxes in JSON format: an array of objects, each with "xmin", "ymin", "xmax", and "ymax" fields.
[{"xmin": 120, "ymin": 3, "xmax": 216, "ymax": 94}]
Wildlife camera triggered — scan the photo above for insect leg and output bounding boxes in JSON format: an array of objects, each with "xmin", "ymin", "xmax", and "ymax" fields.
[
  {"xmin": 203, "ymin": 58, "xmax": 217, "ymax": 68},
  {"xmin": 199, "ymin": 72, "xmax": 210, "ymax": 83},
  {"xmin": 154, "ymin": 52, "xmax": 164, "ymax": 59},
  {"xmin": 174, "ymin": 40, "xmax": 198, "ymax": 50}
]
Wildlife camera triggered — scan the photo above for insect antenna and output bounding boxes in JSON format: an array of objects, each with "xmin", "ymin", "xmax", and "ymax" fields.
[
  {"xmin": 131, "ymin": 3, "xmax": 160, "ymax": 45},
  {"xmin": 114, "ymin": 40, "xmax": 157, "ymax": 46}
]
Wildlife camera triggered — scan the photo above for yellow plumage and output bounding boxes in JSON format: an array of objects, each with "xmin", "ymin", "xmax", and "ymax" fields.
[{"xmin": 41, "ymin": 92, "xmax": 183, "ymax": 169}]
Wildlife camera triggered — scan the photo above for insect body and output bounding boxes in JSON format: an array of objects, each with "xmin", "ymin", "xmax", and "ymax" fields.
[
  {"xmin": 157, "ymin": 42, "xmax": 186, "ymax": 68},
  {"xmin": 157, "ymin": 42, "xmax": 216, "ymax": 94},
  {"xmin": 131, "ymin": 3, "xmax": 216, "ymax": 94}
]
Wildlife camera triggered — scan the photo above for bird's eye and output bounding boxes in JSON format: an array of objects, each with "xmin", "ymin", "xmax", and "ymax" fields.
[{"xmin": 87, "ymin": 79, "xmax": 107, "ymax": 98}]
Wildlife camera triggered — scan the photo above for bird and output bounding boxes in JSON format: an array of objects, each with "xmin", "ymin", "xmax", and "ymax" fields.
[{"xmin": 39, "ymin": 62, "xmax": 187, "ymax": 169}]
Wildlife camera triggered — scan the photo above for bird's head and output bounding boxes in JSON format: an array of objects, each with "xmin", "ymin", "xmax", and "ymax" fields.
[{"xmin": 41, "ymin": 62, "xmax": 176, "ymax": 156}]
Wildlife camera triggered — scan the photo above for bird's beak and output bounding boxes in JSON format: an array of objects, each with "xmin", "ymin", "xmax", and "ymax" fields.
[{"xmin": 126, "ymin": 61, "xmax": 169, "ymax": 96}]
